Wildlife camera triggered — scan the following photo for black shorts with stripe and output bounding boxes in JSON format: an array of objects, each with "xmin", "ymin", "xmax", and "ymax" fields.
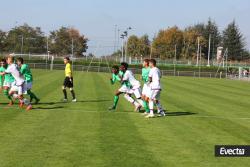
[{"xmin": 63, "ymin": 77, "xmax": 73, "ymax": 88}]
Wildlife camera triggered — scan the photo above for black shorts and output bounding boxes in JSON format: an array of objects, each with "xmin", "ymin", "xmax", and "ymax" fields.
[{"xmin": 63, "ymin": 77, "xmax": 73, "ymax": 88}]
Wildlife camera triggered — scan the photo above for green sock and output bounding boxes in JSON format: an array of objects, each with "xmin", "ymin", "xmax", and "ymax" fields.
[
  {"xmin": 27, "ymin": 90, "xmax": 33, "ymax": 101},
  {"xmin": 3, "ymin": 89, "xmax": 12, "ymax": 101},
  {"xmin": 143, "ymin": 100, "xmax": 150, "ymax": 113},
  {"xmin": 113, "ymin": 95, "xmax": 119, "ymax": 108},
  {"xmin": 27, "ymin": 90, "xmax": 39, "ymax": 101}
]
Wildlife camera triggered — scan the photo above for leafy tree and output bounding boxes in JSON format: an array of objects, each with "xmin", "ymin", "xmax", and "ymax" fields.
[
  {"xmin": 241, "ymin": 50, "xmax": 250, "ymax": 60},
  {"xmin": 87, "ymin": 53, "xmax": 94, "ymax": 57},
  {"xmin": 203, "ymin": 18, "xmax": 221, "ymax": 59},
  {"xmin": 182, "ymin": 19, "xmax": 220, "ymax": 60},
  {"xmin": 111, "ymin": 50, "xmax": 122, "ymax": 57},
  {"xmin": 127, "ymin": 34, "xmax": 150, "ymax": 57},
  {"xmin": 127, "ymin": 35, "xmax": 140, "ymax": 57},
  {"xmin": 138, "ymin": 35, "xmax": 150, "ymax": 57},
  {"xmin": 49, "ymin": 27, "xmax": 88, "ymax": 57},
  {"xmin": 4, "ymin": 23, "xmax": 46, "ymax": 53},
  {"xmin": 152, "ymin": 26, "xmax": 183, "ymax": 59},
  {"xmin": 0, "ymin": 30, "xmax": 6, "ymax": 53},
  {"xmin": 183, "ymin": 27, "xmax": 206, "ymax": 60},
  {"xmin": 222, "ymin": 20, "xmax": 246, "ymax": 60}
]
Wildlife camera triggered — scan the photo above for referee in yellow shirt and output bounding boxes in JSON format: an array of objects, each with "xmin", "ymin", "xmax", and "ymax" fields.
[{"xmin": 62, "ymin": 57, "xmax": 76, "ymax": 102}]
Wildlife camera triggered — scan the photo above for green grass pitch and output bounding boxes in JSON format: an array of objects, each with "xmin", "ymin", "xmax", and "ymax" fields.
[{"xmin": 0, "ymin": 70, "xmax": 249, "ymax": 167}]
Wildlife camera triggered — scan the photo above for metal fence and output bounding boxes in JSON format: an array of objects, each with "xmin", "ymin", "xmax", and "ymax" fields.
[
  {"xmin": 28, "ymin": 63, "xmax": 227, "ymax": 78},
  {"xmin": 2, "ymin": 53, "xmax": 250, "ymax": 68}
]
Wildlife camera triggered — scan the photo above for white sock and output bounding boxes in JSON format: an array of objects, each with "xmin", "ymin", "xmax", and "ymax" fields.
[
  {"xmin": 149, "ymin": 100, "xmax": 154, "ymax": 115},
  {"xmin": 124, "ymin": 94, "xmax": 140, "ymax": 107},
  {"xmin": 134, "ymin": 101, "xmax": 140, "ymax": 107},
  {"xmin": 124, "ymin": 94, "xmax": 134, "ymax": 103}
]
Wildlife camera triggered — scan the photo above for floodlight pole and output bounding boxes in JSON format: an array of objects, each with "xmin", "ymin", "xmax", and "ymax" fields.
[
  {"xmin": 117, "ymin": 29, "xmax": 120, "ymax": 52},
  {"xmin": 71, "ymin": 38, "xmax": 74, "ymax": 57},
  {"xmin": 21, "ymin": 35, "xmax": 24, "ymax": 54},
  {"xmin": 46, "ymin": 36, "xmax": 49, "ymax": 55},
  {"xmin": 124, "ymin": 27, "xmax": 132, "ymax": 62},
  {"xmin": 199, "ymin": 45, "xmax": 202, "ymax": 78},
  {"xmin": 46, "ymin": 36, "xmax": 49, "ymax": 70},
  {"xmin": 121, "ymin": 37, "xmax": 124, "ymax": 62},
  {"xmin": 225, "ymin": 48, "xmax": 228, "ymax": 78},
  {"xmin": 114, "ymin": 25, "xmax": 117, "ymax": 53},
  {"xmin": 196, "ymin": 37, "xmax": 200, "ymax": 66},
  {"xmin": 207, "ymin": 34, "xmax": 211, "ymax": 67},
  {"xmin": 174, "ymin": 44, "xmax": 177, "ymax": 76},
  {"xmin": 222, "ymin": 55, "xmax": 225, "ymax": 68},
  {"xmin": 150, "ymin": 43, "xmax": 153, "ymax": 59},
  {"xmin": 71, "ymin": 38, "xmax": 74, "ymax": 71},
  {"xmin": 125, "ymin": 40, "xmax": 127, "ymax": 62}
]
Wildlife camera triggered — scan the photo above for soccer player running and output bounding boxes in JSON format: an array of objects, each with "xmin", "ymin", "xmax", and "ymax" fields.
[
  {"xmin": 120, "ymin": 62, "xmax": 144, "ymax": 112},
  {"xmin": 0, "ymin": 59, "xmax": 4, "ymax": 92},
  {"xmin": 145, "ymin": 59, "xmax": 165, "ymax": 118},
  {"xmin": 109, "ymin": 65, "xmax": 123, "ymax": 110},
  {"xmin": 0, "ymin": 58, "xmax": 15, "ymax": 105},
  {"xmin": 62, "ymin": 57, "xmax": 76, "ymax": 102},
  {"xmin": 16, "ymin": 57, "xmax": 40, "ymax": 104},
  {"xmin": 141, "ymin": 59, "xmax": 151, "ymax": 115},
  {"xmin": 0, "ymin": 56, "xmax": 32, "ymax": 111},
  {"xmin": 109, "ymin": 65, "xmax": 138, "ymax": 111}
]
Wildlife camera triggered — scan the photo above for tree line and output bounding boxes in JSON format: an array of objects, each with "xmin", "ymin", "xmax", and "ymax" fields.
[
  {"xmin": 0, "ymin": 23, "xmax": 88, "ymax": 57},
  {"xmin": 121, "ymin": 18, "xmax": 249, "ymax": 61},
  {"xmin": 1, "ymin": 19, "xmax": 249, "ymax": 61}
]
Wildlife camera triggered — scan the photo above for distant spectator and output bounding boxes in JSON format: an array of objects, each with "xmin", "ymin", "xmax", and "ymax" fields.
[{"xmin": 243, "ymin": 69, "xmax": 248, "ymax": 77}]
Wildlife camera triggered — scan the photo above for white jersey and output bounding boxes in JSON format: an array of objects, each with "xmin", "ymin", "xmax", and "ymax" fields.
[
  {"xmin": 123, "ymin": 70, "xmax": 140, "ymax": 88},
  {"xmin": 5, "ymin": 64, "xmax": 25, "ymax": 86},
  {"xmin": 148, "ymin": 67, "xmax": 161, "ymax": 90}
]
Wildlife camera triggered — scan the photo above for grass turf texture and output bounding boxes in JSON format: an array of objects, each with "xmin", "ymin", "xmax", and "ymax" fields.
[{"xmin": 0, "ymin": 70, "xmax": 249, "ymax": 167}]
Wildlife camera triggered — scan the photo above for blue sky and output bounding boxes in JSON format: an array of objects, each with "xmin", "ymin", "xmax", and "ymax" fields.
[{"xmin": 0, "ymin": 0, "xmax": 249, "ymax": 56}]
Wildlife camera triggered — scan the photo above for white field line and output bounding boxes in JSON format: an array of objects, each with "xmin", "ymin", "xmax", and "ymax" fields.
[
  {"xmin": 1, "ymin": 106, "xmax": 250, "ymax": 120},
  {"xmin": 190, "ymin": 115, "xmax": 250, "ymax": 120}
]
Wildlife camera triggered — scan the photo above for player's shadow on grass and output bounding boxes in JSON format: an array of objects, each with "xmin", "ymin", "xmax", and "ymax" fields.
[
  {"xmin": 33, "ymin": 106, "xmax": 64, "ymax": 110},
  {"xmin": 138, "ymin": 110, "xmax": 197, "ymax": 117},
  {"xmin": 37, "ymin": 102, "xmax": 66, "ymax": 105},
  {"xmin": 166, "ymin": 111, "xmax": 197, "ymax": 116},
  {"xmin": 38, "ymin": 99, "xmax": 111, "ymax": 105},
  {"xmin": 81, "ymin": 99, "xmax": 111, "ymax": 103},
  {"xmin": 0, "ymin": 103, "xmax": 9, "ymax": 105}
]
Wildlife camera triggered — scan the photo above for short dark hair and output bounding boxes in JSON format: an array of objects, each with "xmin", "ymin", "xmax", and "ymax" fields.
[
  {"xmin": 112, "ymin": 65, "xmax": 119, "ymax": 71},
  {"xmin": 0, "ymin": 58, "xmax": 6, "ymax": 63},
  {"xmin": 17, "ymin": 57, "xmax": 24, "ymax": 64},
  {"xmin": 120, "ymin": 62, "xmax": 129, "ymax": 70},
  {"xmin": 149, "ymin": 59, "xmax": 157, "ymax": 66},
  {"xmin": 64, "ymin": 57, "xmax": 70, "ymax": 61},
  {"xmin": 144, "ymin": 59, "xmax": 150, "ymax": 65}
]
